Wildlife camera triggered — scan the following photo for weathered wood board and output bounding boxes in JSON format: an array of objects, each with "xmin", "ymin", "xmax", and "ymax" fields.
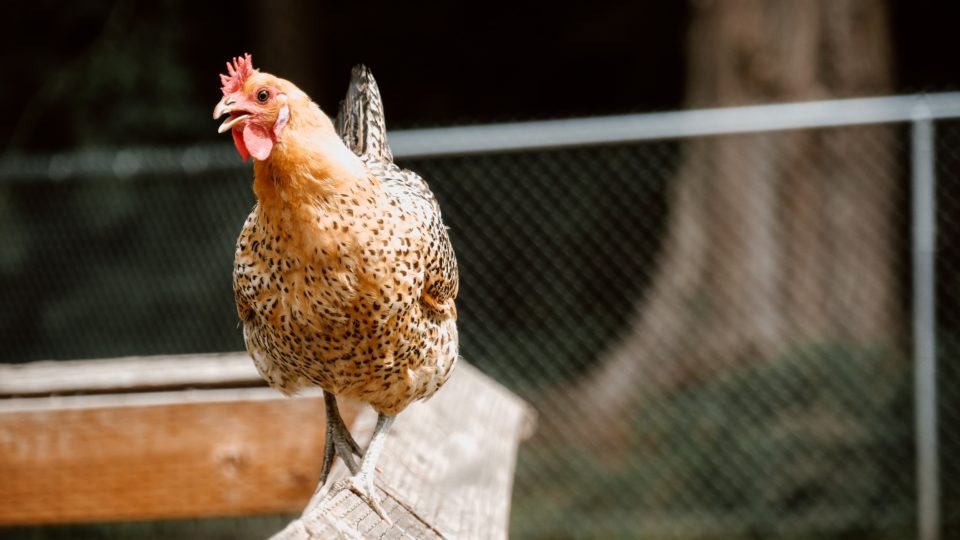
[
  {"xmin": 272, "ymin": 362, "xmax": 536, "ymax": 540},
  {"xmin": 0, "ymin": 355, "xmax": 534, "ymax": 539},
  {"xmin": 0, "ymin": 382, "xmax": 354, "ymax": 524}
]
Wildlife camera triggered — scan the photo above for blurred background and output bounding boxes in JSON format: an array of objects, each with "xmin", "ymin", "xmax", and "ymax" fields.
[{"xmin": 3, "ymin": 0, "xmax": 960, "ymax": 538}]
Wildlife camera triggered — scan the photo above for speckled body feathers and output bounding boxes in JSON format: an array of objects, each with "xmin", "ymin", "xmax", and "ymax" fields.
[{"xmin": 232, "ymin": 67, "xmax": 458, "ymax": 415}]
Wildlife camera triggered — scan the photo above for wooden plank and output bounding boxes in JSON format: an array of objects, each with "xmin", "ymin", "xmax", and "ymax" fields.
[
  {"xmin": 0, "ymin": 353, "xmax": 262, "ymax": 397},
  {"xmin": 272, "ymin": 362, "xmax": 536, "ymax": 540},
  {"xmin": 0, "ymin": 354, "xmax": 534, "ymax": 537},
  {"xmin": 0, "ymin": 386, "xmax": 359, "ymax": 525}
]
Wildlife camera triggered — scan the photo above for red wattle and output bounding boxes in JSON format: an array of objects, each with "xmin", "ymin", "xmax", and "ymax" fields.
[
  {"xmin": 243, "ymin": 124, "xmax": 274, "ymax": 161},
  {"xmin": 232, "ymin": 128, "xmax": 250, "ymax": 162}
]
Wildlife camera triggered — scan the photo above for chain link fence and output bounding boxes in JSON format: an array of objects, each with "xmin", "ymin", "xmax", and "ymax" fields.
[{"xmin": 1, "ymin": 97, "xmax": 958, "ymax": 539}]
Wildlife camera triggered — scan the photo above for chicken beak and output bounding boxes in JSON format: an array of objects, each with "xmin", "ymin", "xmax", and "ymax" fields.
[
  {"xmin": 213, "ymin": 97, "xmax": 231, "ymax": 120},
  {"xmin": 213, "ymin": 96, "xmax": 251, "ymax": 133}
]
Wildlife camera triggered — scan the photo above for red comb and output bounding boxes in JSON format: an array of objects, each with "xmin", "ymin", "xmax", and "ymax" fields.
[{"xmin": 220, "ymin": 53, "xmax": 256, "ymax": 94}]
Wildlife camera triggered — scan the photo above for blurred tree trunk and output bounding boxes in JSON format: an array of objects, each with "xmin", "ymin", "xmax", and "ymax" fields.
[{"xmin": 569, "ymin": 0, "xmax": 898, "ymax": 447}]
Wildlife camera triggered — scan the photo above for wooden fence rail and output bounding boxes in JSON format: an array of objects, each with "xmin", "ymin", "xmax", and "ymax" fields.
[{"xmin": 0, "ymin": 354, "xmax": 534, "ymax": 538}]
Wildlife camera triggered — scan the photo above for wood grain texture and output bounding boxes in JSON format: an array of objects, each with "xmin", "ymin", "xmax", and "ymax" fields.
[
  {"xmin": 0, "ymin": 353, "xmax": 262, "ymax": 397},
  {"xmin": 0, "ymin": 386, "xmax": 357, "ymax": 525},
  {"xmin": 0, "ymin": 355, "xmax": 533, "ymax": 537},
  {"xmin": 272, "ymin": 362, "xmax": 536, "ymax": 540}
]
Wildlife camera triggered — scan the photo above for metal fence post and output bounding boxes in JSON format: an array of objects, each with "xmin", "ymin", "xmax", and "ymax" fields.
[{"xmin": 912, "ymin": 104, "xmax": 939, "ymax": 540}]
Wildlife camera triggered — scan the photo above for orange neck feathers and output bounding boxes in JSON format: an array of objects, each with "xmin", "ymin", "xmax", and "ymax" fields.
[{"xmin": 252, "ymin": 102, "xmax": 371, "ymax": 211}]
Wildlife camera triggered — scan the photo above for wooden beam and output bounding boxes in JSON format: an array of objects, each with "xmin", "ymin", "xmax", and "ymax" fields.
[
  {"xmin": 0, "ymin": 354, "xmax": 535, "ymax": 538},
  {"xmin": 0, "ymin": 353, "xmax": 262, "ymax": 397},
  {"xmin": 0, "ymin": 386, "xmax": 358, "ymax": 525},
  {"xmin": 272, "ymin": 362, "xmax": 536, "ymax": 540}
]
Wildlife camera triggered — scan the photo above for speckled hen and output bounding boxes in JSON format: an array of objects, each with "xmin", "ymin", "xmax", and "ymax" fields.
[{"xmin": 213, "ymin": 54, "xmax": 458, "ymax": 519}]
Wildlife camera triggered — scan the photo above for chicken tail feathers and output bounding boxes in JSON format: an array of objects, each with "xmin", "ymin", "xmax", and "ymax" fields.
[{"xmin": 335, "ymin": 65, "xmax": 393, "ymax": 162}]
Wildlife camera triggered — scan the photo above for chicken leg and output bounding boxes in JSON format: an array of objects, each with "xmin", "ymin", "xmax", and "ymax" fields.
[
  {"xmin": 347, "ymin": 413, "xmax": 395, "ymax": 522},
  {"xmin": 318, "ymin": 393, "xmax": 395, "ymax": 522},
  {"xmin": 319, "ymin": 392, "xmax": 363, "ymax": 485}
]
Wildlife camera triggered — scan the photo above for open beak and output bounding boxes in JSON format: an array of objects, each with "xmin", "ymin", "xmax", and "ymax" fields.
[{"xmin": 213, "ymin": 96, "xmax": 251, "ymax": 133}]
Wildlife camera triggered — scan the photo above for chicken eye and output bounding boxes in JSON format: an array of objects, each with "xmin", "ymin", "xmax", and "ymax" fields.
[{"xmin": 256, "ymin": 89, "xmax": 270, "ymax": 103}]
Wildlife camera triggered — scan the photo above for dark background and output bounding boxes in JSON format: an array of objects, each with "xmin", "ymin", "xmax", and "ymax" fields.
[
  {"xmin": 2, "ymin": 0, "xmax": 958, "ymax": 154},
  {"xmin": 3, "ymin": 2, "xmax": 960, "ymax": 538}
]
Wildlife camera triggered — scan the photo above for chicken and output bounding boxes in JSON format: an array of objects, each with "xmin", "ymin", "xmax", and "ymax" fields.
[{"xmin": 213, "ymin": 54, "xmax": 459, "ymax": 519}]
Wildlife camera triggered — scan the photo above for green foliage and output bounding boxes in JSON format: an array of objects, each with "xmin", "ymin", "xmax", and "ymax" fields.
[
  {"xmin": 939, "ymin": 332, "xmax": 960, "ymax": 540},
  {"xmin": 512, "ymin": 342, "xmax": 915, "ymax": 539}
]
